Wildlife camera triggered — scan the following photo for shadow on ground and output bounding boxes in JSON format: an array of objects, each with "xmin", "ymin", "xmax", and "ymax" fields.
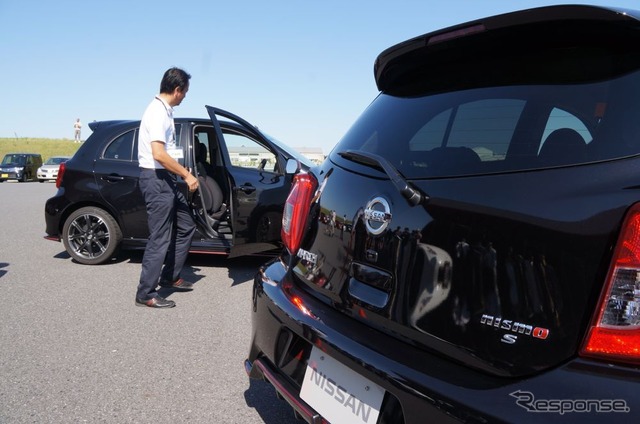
[{"xmin": 244, "ymin": 378, "xmax": 302, "ymax": 424}]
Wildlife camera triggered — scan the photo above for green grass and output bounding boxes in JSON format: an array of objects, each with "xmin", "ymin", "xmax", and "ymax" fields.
[{"xmin": 0, "ymin": 138, "xmax": 82, "ymax": 162}]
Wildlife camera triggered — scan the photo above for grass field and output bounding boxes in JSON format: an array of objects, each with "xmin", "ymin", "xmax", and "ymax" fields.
[{"xmin": 0, "ymin": 138, "xmax": 82, "ymax": 162}]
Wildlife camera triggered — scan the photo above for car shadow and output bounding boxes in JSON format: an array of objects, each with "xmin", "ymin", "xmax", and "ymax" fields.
[
  {"xmin": 52, "ymin": 249, "xmax": 135, "ymax": 265},
  {"xmin": 226, "ymin": 256, "xmax": 271, "ymax": 287},
  {"xmin": 0, "ymin": 262, "xmax": 8, "ymax": 279},
  {"xmin": 243, "ymin": 378, "xmax": 301, "ymax": 424},
  {"xmin": 52, "ymin": 248, "xmax": 270, "ymax": 287},
  {"xmin": 179, "ymin": 253, "xmax": 269, "ymax": 287},
  {"xmin": 121, "ymin": 251, "xmax": 269, "ymax": 287},
  {"xmin": 53, "ymin": 251, "xmax": 71, "ymax": 260}
]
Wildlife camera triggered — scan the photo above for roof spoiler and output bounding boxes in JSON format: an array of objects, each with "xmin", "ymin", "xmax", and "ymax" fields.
[{"xmin": 374, "ymin": 5, "xmax": 640, "ymax": 92}]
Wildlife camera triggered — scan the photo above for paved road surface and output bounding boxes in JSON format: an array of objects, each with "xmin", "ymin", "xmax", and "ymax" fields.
[{"xmin": 0, "ymin": 181, "xmax": 300, "ymax": 424}]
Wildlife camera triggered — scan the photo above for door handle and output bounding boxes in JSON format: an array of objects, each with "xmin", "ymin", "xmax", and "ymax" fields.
[
  {"xmin": 236, "ymin": 183, "xmax": 256, "ymax": 194},
  {"xmin": 102, "ymin": 175, "xmax": 125, "ymax": 182}
]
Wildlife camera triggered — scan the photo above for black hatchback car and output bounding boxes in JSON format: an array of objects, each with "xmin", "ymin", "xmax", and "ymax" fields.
[
  {"xmin": 246, "ymin": 5, "xmax": 640, "ymax": 423},
  {"xmin": 45, "ymin": 106, "xmax": 312, "ymax": 265}
]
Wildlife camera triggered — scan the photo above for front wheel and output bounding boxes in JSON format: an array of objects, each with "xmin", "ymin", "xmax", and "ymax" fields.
[
  {"xmin": 62, "ymin": 207, "xmax": 123, "ymax": 265},
  {"xmin": 255, "ymin": 211, "xmax": 281, "ymax": 242}
]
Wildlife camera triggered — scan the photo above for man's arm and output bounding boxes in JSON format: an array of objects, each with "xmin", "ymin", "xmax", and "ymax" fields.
[{"xmin": 150, "ymin": 141, "xmax": 199, "ymax": 191}]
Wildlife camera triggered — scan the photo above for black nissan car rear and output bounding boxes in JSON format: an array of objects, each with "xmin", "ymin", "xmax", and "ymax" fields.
[{"xmin": 246, "ymin": 5, "xmax": 640, "ymax": 423}]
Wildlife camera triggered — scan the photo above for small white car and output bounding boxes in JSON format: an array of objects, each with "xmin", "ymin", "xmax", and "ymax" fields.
[{"xmin": 37, "ymin": 156, "xmax": 71, "ymax": 182}]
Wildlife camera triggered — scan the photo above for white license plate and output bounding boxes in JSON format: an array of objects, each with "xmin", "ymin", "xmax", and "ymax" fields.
[{"xmin": 300, "ymin": 347, "xmax": 385, "ymax": 424}]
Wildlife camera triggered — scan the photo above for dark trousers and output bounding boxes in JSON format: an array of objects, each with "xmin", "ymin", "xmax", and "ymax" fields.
[{"xmin": 137, "ymin": 169, "xmax": 196, "ymax": 300}]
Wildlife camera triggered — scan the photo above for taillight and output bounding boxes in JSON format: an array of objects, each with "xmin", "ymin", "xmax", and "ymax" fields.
[
  {"xmin": 281, "ymin": 172, "xmax": 317, "ymax": 255},
  {"xmin": 581, "ymin": 203, "xmax": 640, "ymax": 364},
  {"xmin": 55, "ymin": 162, "xmax": 66, "ymax": 188}
]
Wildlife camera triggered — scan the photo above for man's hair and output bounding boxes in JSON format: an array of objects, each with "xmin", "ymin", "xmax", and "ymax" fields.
[{"xmin": 159, "ymin": 67, "xmax": 191, "ymax": 94}]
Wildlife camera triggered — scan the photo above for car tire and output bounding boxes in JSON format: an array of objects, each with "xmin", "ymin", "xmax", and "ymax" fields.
[
  {"xmin": 62, "ymin": 207, "xmax": 123, "ymax": 265},
  {"xmin": 255, "ymin": 211, "xmax": 281, "ymax": 242}
]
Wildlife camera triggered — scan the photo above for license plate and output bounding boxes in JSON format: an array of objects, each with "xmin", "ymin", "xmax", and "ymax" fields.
[{"xmin": 300, "ymin": 347, "xmax": 385, "ymax": 424}]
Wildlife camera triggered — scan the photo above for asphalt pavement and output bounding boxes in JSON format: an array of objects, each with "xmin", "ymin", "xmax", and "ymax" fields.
[{"xmin": 0, "ymin": 181, "xmax": 300, "ymax": 424}]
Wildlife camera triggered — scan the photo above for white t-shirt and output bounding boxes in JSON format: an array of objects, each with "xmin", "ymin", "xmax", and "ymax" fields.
[{"xmin": 138, "ymin": 96, "xmax": 175, "ymax": 169}]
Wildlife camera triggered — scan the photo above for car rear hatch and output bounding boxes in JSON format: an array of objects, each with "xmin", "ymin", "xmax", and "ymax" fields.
[{"xmin": 286, "ymin": 5, "xmax": 640, "ymax": 377}]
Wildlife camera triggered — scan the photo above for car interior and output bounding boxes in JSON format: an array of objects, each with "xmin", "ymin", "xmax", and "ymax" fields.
[
  {"xmin": 195, "ymin": 140, "xmax": 227, "ymax": 224},
  {"xmin": 191, "ymin": 128, "xmax": 230, "ymax": 238}
]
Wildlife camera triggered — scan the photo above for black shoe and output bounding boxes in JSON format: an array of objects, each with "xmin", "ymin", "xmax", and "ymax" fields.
[
  {"xmin": 159, "ymin": 278, "xmax": 194, "ymax": 291},
  {"xmin": 135, "ymin": 297, "xmax": 176, "ymax": 308}
]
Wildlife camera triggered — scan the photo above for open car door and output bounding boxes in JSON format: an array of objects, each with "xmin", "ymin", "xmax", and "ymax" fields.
[{"xmin": 190, "ymin": 106, "xmax": 297, "ymax": 257}]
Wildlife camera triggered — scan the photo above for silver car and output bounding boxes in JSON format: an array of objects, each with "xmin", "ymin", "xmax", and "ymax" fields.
[{"xmin": 37, "ymin": 156, "xmax": 71, "ymax": 182}]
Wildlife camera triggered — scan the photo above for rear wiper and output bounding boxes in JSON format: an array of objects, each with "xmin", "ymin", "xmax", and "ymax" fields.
[{"xmin": 338, "ymin": 150, "xmax": 428, "ymax": 206}]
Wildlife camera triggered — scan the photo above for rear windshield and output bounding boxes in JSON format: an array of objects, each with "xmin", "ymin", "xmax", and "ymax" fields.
[{"xmin": 333, "ymin": 69, "xmax": 640, "ymax": 178}]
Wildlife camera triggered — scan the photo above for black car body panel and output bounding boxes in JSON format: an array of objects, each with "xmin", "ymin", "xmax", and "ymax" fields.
[
  {"xmin": 246, "ymin": 5, "xmax": 640, "ymax": 423},
  {"xmin": 44, "ymin": 107, "xmax": 312, "ymax": 264},
  {"xmin": 293, "ymin": 159, "xmax": 632, "ymax": 376},
  {"xmin": 251, "ymin": 259, "xmax": 640, "ymax": 423}
]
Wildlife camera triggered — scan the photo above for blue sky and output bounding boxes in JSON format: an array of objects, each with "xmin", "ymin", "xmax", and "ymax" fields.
[{"xmin": 2, "ymin": 0, "xmax": 639, "ymax": 154}]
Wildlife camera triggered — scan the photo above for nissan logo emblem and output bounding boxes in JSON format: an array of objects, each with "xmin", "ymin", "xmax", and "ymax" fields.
[{"xmin": 364, "ymin": 197, "xmax": 392, "ymax": 235}]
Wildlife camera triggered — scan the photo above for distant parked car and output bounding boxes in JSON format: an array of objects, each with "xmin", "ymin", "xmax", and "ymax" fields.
[
  {"xmin": 44, "ymin": 106, "xmax": 312, "ymax": 265},
  {"xmin": 0, "ymin": 153, "xmax": 43, "ymax": 182},
  {"xmin": 37, "ymin": 156, "xmax": 71, "ymax": 182},
  {"xmin": 245, "ymin": 5, "xmax": 640, "ymax": 423}
]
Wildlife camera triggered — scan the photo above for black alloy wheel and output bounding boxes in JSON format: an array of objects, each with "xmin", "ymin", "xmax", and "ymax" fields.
[{"xmin": 62, "ymin": 207, "xmax": 123, "ymax": 265}]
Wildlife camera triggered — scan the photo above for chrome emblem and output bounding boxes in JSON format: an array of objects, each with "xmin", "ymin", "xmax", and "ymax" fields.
[
  {"xmin": 364, "ymin": 197, "xmax": 391, "ymax": 235},
  {"xmin": 297, "ymin": 248, "xmax": 318, "ymax": 265}
]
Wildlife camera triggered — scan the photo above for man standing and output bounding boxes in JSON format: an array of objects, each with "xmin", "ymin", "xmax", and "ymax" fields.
[
  {"xmin": 136, "ymin": 67, "xmax": 199, "ymax": 308},
  {"xmin": 73, "ymin": 118, "xmax": 82, "ymax": 142}
]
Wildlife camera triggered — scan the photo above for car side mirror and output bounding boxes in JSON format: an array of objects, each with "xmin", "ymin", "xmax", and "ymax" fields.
[{"xmin": 285, "ymin": 158, "xmax": 300, "ymax": 175}]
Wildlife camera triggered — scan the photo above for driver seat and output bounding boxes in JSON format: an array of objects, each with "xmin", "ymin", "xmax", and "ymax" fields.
[{"xmin": 195, "ymin": 142, "xmax": 227, "ymax": 227}]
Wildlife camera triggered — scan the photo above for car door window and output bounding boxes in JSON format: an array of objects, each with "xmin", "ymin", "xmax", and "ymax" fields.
[
  {"xmin": 225, "ymin": 131, "xmax": 278, "ymax": 173},
  {"xmin": 104, "ymin": 130, "xmax": 135, "ymax": 161}
]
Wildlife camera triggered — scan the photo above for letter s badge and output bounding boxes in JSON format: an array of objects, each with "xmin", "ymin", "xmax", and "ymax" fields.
[{"xmin": 501, "ymin": 334, "xmax": 518, "ymax": 344}]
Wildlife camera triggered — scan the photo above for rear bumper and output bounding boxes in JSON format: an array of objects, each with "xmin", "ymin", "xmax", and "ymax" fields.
[
  {"xmin": 245, "ymin": 357, "xmax": 324, "ymax": 423},
  {"xmin": 247, "ymin": 258, "xmax": 640, "ymax": 424},
  {"xmin": 44, "ymin": 191, "xmax": 68, "ymax": 236}
]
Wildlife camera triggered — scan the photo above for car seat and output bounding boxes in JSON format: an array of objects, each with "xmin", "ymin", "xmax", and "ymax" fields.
[
  {"xmin": 194, "ymin": 142, "xmax": 227, "ymax": 229},
  {"xmin": 196, "ymin": 141, "xmax": 216, "ymax": 177},
  {"xmin": 422, "ymin": 146, "xmax": 481, "ymax": 175},
  {"xmin": 538, "ymin": 128, "xmax": 587, "ymax": 166}
]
